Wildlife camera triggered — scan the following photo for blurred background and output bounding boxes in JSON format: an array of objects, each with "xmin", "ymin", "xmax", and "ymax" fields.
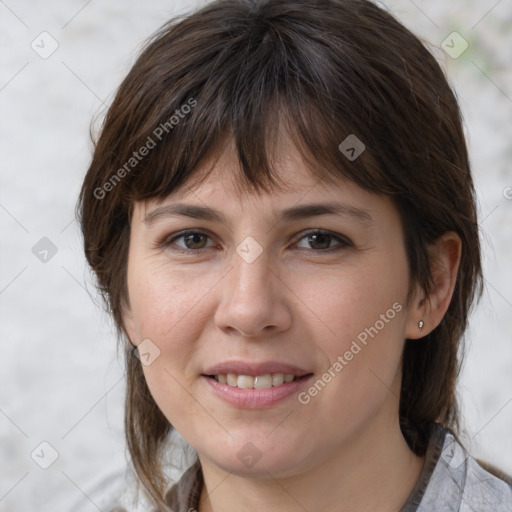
[{"xmin": 0, "ymin": 0, "xmax": 511, "ymax": 510}]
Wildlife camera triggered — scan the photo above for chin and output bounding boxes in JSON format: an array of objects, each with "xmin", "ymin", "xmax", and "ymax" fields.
[{"xmin": 202, "ymin": 444, "xmax": 309, "ymax": 479}]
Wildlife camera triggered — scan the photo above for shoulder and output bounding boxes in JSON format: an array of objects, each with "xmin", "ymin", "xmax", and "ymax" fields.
[
  {"xmin": 416, "ymin": 424, "xmax": 512, "ymax": 511},
  {"xmin": 463, "ymin": 455, "xmax": 512, "ymax": 511}
]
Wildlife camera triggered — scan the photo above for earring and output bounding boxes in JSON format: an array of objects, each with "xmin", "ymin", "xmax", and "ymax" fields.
[{"xmin": 418, "ymin": 320, "xmax": 424, "ymax": 331}]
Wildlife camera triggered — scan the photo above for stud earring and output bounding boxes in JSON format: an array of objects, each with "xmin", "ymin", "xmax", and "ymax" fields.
[{"xmin": 418, "ymin": 320, "xmax": 424, "ymax": 331}]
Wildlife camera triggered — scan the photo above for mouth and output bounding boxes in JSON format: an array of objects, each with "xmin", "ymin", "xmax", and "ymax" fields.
[
  {"xmin": 204, "ymin": 372, "xmax": 312, "ymax": 389},
  {"xmin": 202, "ymin": 369, "xmax": 315, "ymax": 408}
]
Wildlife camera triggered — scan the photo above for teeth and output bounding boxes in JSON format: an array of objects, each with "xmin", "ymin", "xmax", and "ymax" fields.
[
  {"xmin": 272, "ymin": 373, "xmax": 285, "ymax": 386},
  {"xmin": 254, "ymin": 374, "xmax": 272, "ymax": 389},
  {"xmin": 237, "ymin": 375, "xmax": 255, "ymax": 389},
  {"xmin": 215, "ymin": 373, "xmax": 298, "ymax": 389}
]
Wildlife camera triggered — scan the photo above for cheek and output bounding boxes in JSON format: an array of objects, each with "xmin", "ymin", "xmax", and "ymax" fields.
[
  {"xmin": 294, "ymin": 269, "xmax": 408, "ymax": 438},
  {"xmin": 126, "ymin": 259, "xmax": 221, "ymax": 401},
  {"xmin": 128, "ymin": 262, "xmax": 213, "ymax": 429},
  {"xmin": 299, "ymin": 253, "xmax": 409, "ymax": 412},
  {"xmin": 299, "ymin": 254, "xmax": 409, "ymax": 354},
  {"xmin": 127, "ymin": 259, "xmax": 209, "ymax": 342}
]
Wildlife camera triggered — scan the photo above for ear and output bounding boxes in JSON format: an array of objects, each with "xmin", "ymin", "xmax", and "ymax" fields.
[{"xmin": 405, "ymin": 232, "xmax": 462, "ymax": 339}]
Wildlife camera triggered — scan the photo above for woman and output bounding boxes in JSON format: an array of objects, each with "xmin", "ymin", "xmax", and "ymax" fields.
[{"xmin": 77, "ymin": 0, "xmax": 512, "ymax": 510}]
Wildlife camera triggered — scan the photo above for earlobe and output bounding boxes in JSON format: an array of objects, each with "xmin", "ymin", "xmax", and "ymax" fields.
[
  {"xmin": 405, "ymin": 285, "xmax": 429, "ymax": 340},
  {"xmin": 406, "ymin": 232, "xmax": 462, "ymax": 340}
]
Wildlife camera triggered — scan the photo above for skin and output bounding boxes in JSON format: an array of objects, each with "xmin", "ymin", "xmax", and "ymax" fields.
[{"xmin": 124, "ymin": 137, "xmax": 461, "ymax": 512}]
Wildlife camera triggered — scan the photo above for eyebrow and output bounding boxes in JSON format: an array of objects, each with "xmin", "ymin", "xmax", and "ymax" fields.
[{"xmin": 143, "ymin": 202, "xmax": 374, "ymax": 227}]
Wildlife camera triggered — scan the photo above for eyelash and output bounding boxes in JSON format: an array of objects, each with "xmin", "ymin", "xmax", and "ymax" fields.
[{"xmin": 158, "ymin": 229, "xmax": 353, "ymax": 255}]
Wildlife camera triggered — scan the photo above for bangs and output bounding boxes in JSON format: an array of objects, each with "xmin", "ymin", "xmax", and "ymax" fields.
[{"xmin": 110, "ymin": 5, "xmax": 416, "ymax": 206}]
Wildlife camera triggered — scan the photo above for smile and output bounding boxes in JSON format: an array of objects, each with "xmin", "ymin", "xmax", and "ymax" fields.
[
  {"xmin": 208, "ymin": 373, "xmax": 300, "ymax": 389},
  {"xmin": 202, "ymin": 373, "xmax": 314, "ymax": 408}
]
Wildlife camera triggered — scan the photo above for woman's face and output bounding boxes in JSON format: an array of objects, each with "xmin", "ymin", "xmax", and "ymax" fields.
[{"xmin": 124, "ymin": 140, "xmax": 421, "ymax": 477}]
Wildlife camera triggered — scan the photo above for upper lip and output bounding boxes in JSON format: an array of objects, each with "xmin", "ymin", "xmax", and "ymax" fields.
[{"xmin": 202, "ymin": 360, "xmax": 312, "ymax": 377}]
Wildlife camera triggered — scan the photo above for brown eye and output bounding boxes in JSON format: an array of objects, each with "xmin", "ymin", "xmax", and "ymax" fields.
[
  {"xmin": 295, "ymin": 230, "xmax": 352, "ymax": 252},
  {"xmin": 181, "ymin": 232, "xmax": 209, "ymax": 250},
  {"xmin": 163, "ymin": 230, "xmax": 214, "ymax": 252},
  {"xmin": 160, "ymin": 229, "xmax": 352, "ymax": 255},
  {"xmin": 307, "ymin": 233, "xmax": 332, "ymax": 250}
]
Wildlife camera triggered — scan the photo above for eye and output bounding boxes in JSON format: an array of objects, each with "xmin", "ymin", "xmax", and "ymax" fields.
[
  {"xmin": 163, "ymin": 230, "xmax": 215, "ymax": 252},
  {"xmin": 294, "ymin": 230, "xmax": 352, "ymax": 252},
  {"xmin": 159, "ymin": 229, "xmax": 352, "ymax": 254}
]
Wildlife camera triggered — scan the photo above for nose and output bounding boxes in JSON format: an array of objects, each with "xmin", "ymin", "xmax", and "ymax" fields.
[{"xmin": 213, "ymin": 245, "xmax": 292, "ymax": 339}]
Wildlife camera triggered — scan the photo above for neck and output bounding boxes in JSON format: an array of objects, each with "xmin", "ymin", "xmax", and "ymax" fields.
[{"xmin": 197, "ymin": 414, "xmax": 425, "ymax": 512}]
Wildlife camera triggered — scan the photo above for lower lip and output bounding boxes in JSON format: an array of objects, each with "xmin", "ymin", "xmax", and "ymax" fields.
[{"xmin": 202, "ymin": 375, "xmax": 314, "ymax": 409}]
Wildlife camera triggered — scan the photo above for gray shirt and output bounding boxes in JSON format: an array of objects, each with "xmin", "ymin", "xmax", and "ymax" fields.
[
  {"xmin": 399, "ymin": 423, "xmax": 512, "ymax": 511},
  {"xmin": 165, "ymin": 423, "xmax": 512, "ymax": 512},
  {"xmin": 72, "ymin": 423, "xmax": 512, "ymax": 511}
]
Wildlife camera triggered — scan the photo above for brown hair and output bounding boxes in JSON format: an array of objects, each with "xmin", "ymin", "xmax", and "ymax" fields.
[{"xmin": 77, "ymin": 0, "xmax": 483, "ymax": 508}]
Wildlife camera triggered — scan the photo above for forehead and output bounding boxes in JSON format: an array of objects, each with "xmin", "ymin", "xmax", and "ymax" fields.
[
  {"xmin": 156, "ymin": 135, "xmax": 351, "ymax": 205},
  {"xmin": 133, "ymin": 133, "xmax": 399, "ymax": 228},
  {"xmin": 192, "ymin": 153, "xmax": 312, "ymax": 197},
  {"xmin": 134, "ymin": 150, "xmax": 399, "ymax": 236}
]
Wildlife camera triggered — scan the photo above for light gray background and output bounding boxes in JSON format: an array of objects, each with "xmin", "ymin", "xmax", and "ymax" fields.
[{"xmin": 1, "ymin": 0, "xmax": 511, "ymax": 510}]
